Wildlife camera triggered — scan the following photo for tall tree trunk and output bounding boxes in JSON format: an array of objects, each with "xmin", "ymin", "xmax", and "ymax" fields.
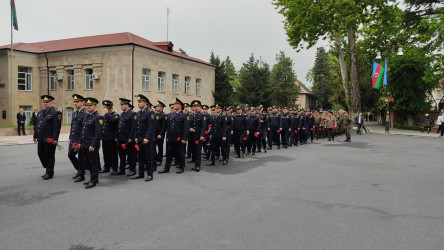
[
  {"xmin": 333, "ymin": 33, "xmax": 351, "ymax": 111},
  {"xmin": 347, "ymin": 29, "xmax": 361, "ymax": 115}
]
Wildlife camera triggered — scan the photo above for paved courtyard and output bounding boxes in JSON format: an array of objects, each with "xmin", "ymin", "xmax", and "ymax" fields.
[{"xmin": 0, "ymin": 133, "xmax": 443, "ymax": 250}]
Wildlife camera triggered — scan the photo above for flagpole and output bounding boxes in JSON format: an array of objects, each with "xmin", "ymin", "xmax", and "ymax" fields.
[
  {"xmin": 167, "ymin": 7, "xmax": 170, "ymax": 42},
  {"xmin": 10, "ymin": 1, "xmax": 14, "ymax": 126}
]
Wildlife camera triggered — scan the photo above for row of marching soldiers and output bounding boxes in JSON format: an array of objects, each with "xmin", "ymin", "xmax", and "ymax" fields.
[{"xmin": 33, "ymin": 93, "xmax": 354, "ymax": 189}]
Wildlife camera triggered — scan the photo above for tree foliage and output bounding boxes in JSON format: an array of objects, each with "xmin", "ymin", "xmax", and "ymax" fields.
[
  {"xmin": 311, "ymin": 47, "xmax": 331, "ymax": 109},
  {"xmin": 210, "ymin": 52, "xmax": 234, "ymax": 107},
  {"xmin": 237, "ymin": 54, "xmax": 273, "ymax": 107},
  {"xmin": 271, "ymin": 51, "xmax": 299, "ymax": 107}
]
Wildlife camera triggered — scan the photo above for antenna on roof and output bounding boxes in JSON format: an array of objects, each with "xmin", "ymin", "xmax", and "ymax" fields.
[{"xmin": 167, "ymin": 7, "xmax": 170, "ymax": 42}]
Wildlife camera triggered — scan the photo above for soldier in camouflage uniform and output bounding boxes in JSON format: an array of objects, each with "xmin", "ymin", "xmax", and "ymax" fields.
[{"xmin": 342, "ymin": 112, "xmax": 353, "ymax": 142}]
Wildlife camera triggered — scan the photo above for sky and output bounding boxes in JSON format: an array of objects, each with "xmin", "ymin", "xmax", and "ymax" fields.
[{"xmin": 1, "ymin": 0, "xmax": 329, "ymax": 88}]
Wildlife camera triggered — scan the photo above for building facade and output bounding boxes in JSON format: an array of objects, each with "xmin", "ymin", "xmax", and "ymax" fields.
[
  {"xmin": 294, "ymin": 79, "xmax": 316, "ymax": 110},
  {"xmin": 0, "ymin": 32, "xmax": 215, "ymax": 126}
]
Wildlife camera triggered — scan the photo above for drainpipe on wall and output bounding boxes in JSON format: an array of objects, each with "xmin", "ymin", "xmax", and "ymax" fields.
[
  {"xmin": 131, "ymin": 45, "xmax": 135, "ymax": 103},
  {"xmin": 44, "ymin": 53, "xmax": 49, "ymax": 95}
]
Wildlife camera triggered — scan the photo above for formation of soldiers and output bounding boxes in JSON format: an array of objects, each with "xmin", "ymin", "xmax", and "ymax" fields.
[{"xmin": 33, "ymin": 94, "xmax": 354, "ymax": 189}]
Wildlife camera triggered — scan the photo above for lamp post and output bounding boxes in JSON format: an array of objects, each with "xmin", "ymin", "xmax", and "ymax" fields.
[{"xmin": 376, "ymin": 46, "xmax": 403, "ymax": 133}]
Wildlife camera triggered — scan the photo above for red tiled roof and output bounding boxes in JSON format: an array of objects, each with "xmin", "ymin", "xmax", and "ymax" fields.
[{"xmin": 0, "ymin": 32, "xmax": 213, "ymax": 67}]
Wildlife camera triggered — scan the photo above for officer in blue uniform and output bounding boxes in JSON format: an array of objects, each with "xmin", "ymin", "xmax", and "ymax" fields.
[
  {"xmin": 76, "ymin": 97, "xmax": 103, "ymax": 189},
  {"xmin": 33, "ymin": 95, "xmax": 62, "ymax": 180},
  {"xmin": 306, "ymin": 110, "xmax": 315, "ymax": 142},
  {"xmin": 116, "ymin": 98, "xmax": 137, "ymax": 176},
  {"xmin": 68, "ymin": 94, "xmax": 86, "ymax": 179},
  {"xmin": 159, "ymin": 98, "xmax": 190, "ymax": 174},
  {"xmin": 223, "ymin": 107, "xmax": 233, "ymax": 161},
  {"xmin": 100, "ymin": 100, "xmax": 120, "ymax": 174},
  {"xmin": 206, "ymin": 104, "xmax": 228, "ymax": 166},
  {"xmin": 202, "ymin": 105, "xmax": 211, "ymax": 159},
  {"xmin": 154, "ymin": 101, "xmax": 167, "ymax": 167},
  {"xmin": 246, "ymin": 107, "xmax": 261, "ymax": 155},
  {"xmin": 187, "ymin": 100, "xmax": 207, "ymax": 172},
  {"xmin": 256, "ymin": 105, "xmax": 268, "ymax": 153},
  {"xmin": 281, "ymin": 107, "xmax": 291, "ymax": 148},
  {"xmin": 131, "ymin": 94, "xmax": 157, "ymax": 181},
  {"xmin": 299, "ymin": 111, "xmax": 308, "ymax": 145},
  {"xmin": 267, "ymin": 106, "xmax": 282, "ymax": 150},
  {"xmin": 232, "ymin": 105, "xmax": 247, "ymax": 158},
  {"xmin": 290, "ymin": 109, "xmax": 301, "ymax": 146}
]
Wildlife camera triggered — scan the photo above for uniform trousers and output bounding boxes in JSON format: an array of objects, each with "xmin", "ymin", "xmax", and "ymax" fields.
[
  {"xmin": 164, "ymin": 141, "xmax": 185, "ymax": 171},
  {"xmin": 290, "ymin": 129, "xmax": 299, "ymax": 145},
  {"xmin": 281, "ymin": 129, "xmax": 289, "ymax": 146},
  {"xmin": 37, "ymin": 141, "xmax": 56, "ymax": 176},
  {"xmin": 137, "ymin": 141, "xmax": 155, "ymax": 176},
  {"xmin": 155, "ymin": 138, "xmax": 164, "ymax": 164},
  {"xmin": 233, "ymin": 131, "xmax": 246, "ymax": 156},
  {"xmin": 18, "ymin": 123, "xmax": 25, "ymax": 135},
  {"xmin": 68, "ymin": 145, "xmax": 79, "ymax": 171},
  {"xmin": 79, "ymin": 147, "xmax": 99, "ymax": 184},
  {"xmin": 308, "ymin": 127, "xmax": 314, "ymax": 141},
  {"xmin": 223, "ymin": 132, "xmax": 231, "ymax": 160},
  {"xmin": 326, "ymin": 128, "xmax": 334, "ymax": 141},
  {"xmin": 257, "ymin": 130, "xmax": 267, "ymax": 151},
  {"xmin": 118, "ymin": 140, "xmax": 136, "ymax": 172},
  {"xmin": 299, "ymin": 128, "xmax": 307, "ymax": 143},
  {"xmin": 246, "ymin": 132, "xmax": 257, "ymax": 153},
  {"xmin": 189, "ymin": 134, "xmax": 203, "ymax": 166},
  {"xmin": 102, "ymin": 140, "xmax": 118, "ymax": 172},
  {"xmin": 210, "ymin": 138, "xmax": 227, "ymax": 162},
  {"xmin": 345, "ymin": 127, "xmax": 351, "ymax": 139},
  {"xmin": 269, "ymin": 129, "xmax": 280, "ymax": 148}
]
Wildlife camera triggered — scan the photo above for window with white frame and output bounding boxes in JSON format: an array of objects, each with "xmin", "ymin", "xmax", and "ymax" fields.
[
  {"xmin": 196, "ymin": 78, "xmax": 201, "ymax": 96},
  {"xmin": 172, "ymin": 74, "xmax": 179, "ymax": 94},
  {"xmin": 50, "ymin": 71, "xmax": 57, "ymax": 90},
  {"xmin": 185, "ymin": 76, "xmax": 190, "ymax": 95},
  {"xmin": 66, "ymin": 107, "xmax": 74, "ymax": 124},
  {"xmin": 142, "ymin": 68, "xmax": 151, "ymax": 91},
  {"xmin": 85, "ymin": 69, "xmax": 93, "ymax": 90},
  {"xmin": 158, "ymin": 71, "xmax": 165, "ymax": 92},
  {"xmin": 67, "ymin": 70, "xmax": 74, "ymax": 90},
  {"xmin": 18, "ymin": 67, "xmax": 32, "ymax": 91}
]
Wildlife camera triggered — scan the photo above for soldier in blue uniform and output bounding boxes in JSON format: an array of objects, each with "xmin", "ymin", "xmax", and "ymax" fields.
[
  {"xmin": 76, "ymin": 97, "xmax": 103, "ymax": 189},
  {"xmin": 33, "ymin": 95, "xmax": 62, "ymax": 180},
  {"xmin": 131, "ymin": 94, "xmax": 157, "ymax": 181},
  {"xmin": 281, "ymin": 107, "xmax": 291, "ymax": 148},
  {"xmin": 68, "ymin": 94, "xmax": 86, "ymax": 180},
  {"xmin": 306, "ymin": 110, "xmax": 315, "ymax": 142},
  {"xmin": 232, "ymin": 106, "xmax": 247, "ymax": 158},
  {"xmin": 206, "ymin": 104, "xmax": 228, "ymax": 166},
  {"xmin": 116, "ymin": 98, "xmax": 137, "ymax": 176},
  {"xmin": 154, "ymin": 101, "xmax": 167, "ymax": 167},
  {"xmin": 100, "ymin": 100, "xmax": 120, "ymax": 174},
  {"xmin": 202, "ymin": 105, "xmax": 211, "ymax": 159},
  {"xmin": 290, "ymin": 110, "xmax": 301, "ymax": 147},
  {"xmin": 267, "ymin": 106, "xmax": 282, "ymax": 150},
  {"xmin": 299, "ymin": 111, "xmax": 308, "ymax": 145},
  {"xmin": 187, "ymin": 100, "xmax": 207, "ymax": 172},
  {"xmin": 256, "ymin": 105, "xmax": 268, "ymax": 153},
  {"xmin": 246, "ymin": 107, "xmax": 261, "ymax": 155},
  {"xmin": 223, "ymin": 107, "xmax": 233, "ymax": 161},
  {"xmin": 159, "ymin": 98, "xmax": 190, "ymax": 174}
]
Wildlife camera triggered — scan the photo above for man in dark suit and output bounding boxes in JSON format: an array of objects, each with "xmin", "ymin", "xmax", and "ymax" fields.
[
  {"xmin": 17, "ymin": 108, "xmax": 26, "ymax": 136},
  {"xmin": 159, "ymin": 98, "xmax": 190, "ymax": 174},
  {"xmin": 206, "ymin": 104, "xmax": 228, "ymax": 166},
  {"xmin": 32, "ymin": 108, "xmax": 38, "ymax": 126}
]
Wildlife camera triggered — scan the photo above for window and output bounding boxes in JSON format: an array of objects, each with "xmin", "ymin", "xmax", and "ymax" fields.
[
  {"xmin": 142, "ymin": 68, "xmax": 151, "ymax": 91},
  {"xmin": 67, "ymin": 70, "xmax": 74, "ymax": 90},
  {"xmin": 185, "ymin": 77, "xmax": 190, "ymax": 95},
  {"xmin": 50, "ymin": 71, "xmax": 57, "ymax": 90},
  {"xmin": 196, "ymin": 79, "xmax": 201, "ymax": 96},
  {"xmin": 158, "ymin": 72, "xmax": 165, "ymax": 92},
  {"xmin": 66, "ymin": 107, "xmax": 74, "ymax": 124},
  {"xmin": 172, "ymin": 74, "xmax": 179, "ymax": 94},
  {"xmin": 18, "ymin": 67, "xmax": 32, "ymax": 91},
  {"xmin": 85, "ymin": 69, "xmax": 93, "ymax": 90},
  {"xmin": 19, "ymin": 106, "xmax": 32, "ymax": 125}
]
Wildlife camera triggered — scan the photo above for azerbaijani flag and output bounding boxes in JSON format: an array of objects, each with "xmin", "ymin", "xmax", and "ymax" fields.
[
  {"xmin": 372, "ymin": 62, "xmax": 384, "ymax": 89},
  {"xmin": 383, "ymin": 59, "xmax": 388, "ymax": 87},
  {"xmin": 11, "ymin": 0, "xmax": 18, "ymax": 31}
]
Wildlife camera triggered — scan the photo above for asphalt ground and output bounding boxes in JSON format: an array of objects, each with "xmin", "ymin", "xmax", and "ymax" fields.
[{"xmin": 0, "ymin": 133, "xmax": 443, "ymax": 250}]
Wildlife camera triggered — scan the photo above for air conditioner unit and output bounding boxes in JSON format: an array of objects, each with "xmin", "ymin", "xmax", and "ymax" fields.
[
  {"xmin": 56, "ymin": 73, "xmax": 64, "ymax": 81},
  {"xmin": 92, "ymin": 72, "xmax": 100, "ymax": 80}
]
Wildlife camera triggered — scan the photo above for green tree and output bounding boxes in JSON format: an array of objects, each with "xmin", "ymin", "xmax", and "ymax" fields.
[
  {"xmin": 178, "ymin": 48, "xmax": 188, "ymax": 55},
  {"xmin": 271, "ymin": 51, "xmax": 299, "ymax": 107},
  {"xmin": 225, "ymin": 56, "xmax": 241, "ymax": 92},
  {"xmin": 311, "ymin": 47, "xmax": 331, "ymax": 109},
  {"xmin": 237, "ymin": 54, "xmax": 273, "ymax": 107},
  {"xmin": 210, "ymin": 52, "xmax": 234, "ymax": 107},
  {"xmin": 273, "ymin": 0, "xmax": 395, "ymax": 114}
]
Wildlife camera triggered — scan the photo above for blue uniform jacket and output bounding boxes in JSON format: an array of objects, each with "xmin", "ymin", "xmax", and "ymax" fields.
[
  {"xmin": 246, "ymin": 115, "xmax": 261, "ymax": 132},
  {"xmin": 117, "ymin": 110, "xmax": 136, "ymax": 141},
  {"xmin": 209, "ymin": 114, "xmax": 227, "ymax": 138},
  {"xmin": 102, "ymin": 112, "xmax": 119, "ymax": 141},
  {"xmin": 166, "ymin": 111, "xmax": 190, "ymax": 141},
  {"xmin": 268, "ymin": 113, "xmax": 282, "ymax": 129},
  {"xmin": 33, "ymin": 107, "xmax": 62, "ymax": 141},
  {"xmin": 132, "ymin": 108, "xmax": 157, "ymax": 142},
  {"xmin": 79, "ymin": 111, "xmax": 103, "ymax": 149},
  {"xmin": 69, "ymin": 108, "xmax": 86, "ymax": 144}
]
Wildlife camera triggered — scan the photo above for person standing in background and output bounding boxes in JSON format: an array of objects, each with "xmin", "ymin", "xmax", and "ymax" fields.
[{"xmin": 17, "ymin": 108, "xmax": 26, "ymax": 136}]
